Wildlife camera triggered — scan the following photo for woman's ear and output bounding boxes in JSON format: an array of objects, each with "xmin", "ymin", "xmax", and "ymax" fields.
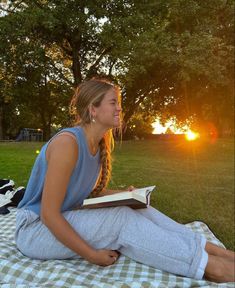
[{"xmin": 89, "ymin": 104, "xmax": 96, "ymax": 119}]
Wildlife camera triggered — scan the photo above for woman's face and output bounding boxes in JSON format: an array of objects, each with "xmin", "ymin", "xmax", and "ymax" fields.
[{"xmin": 93, "ymin": 88, "xmax": 122, "ymax": 129}]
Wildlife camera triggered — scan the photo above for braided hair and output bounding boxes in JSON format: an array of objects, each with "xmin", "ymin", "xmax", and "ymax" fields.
[{"xmin": 70, "ymin": 78, "xmax": 121, "ymax": 196}]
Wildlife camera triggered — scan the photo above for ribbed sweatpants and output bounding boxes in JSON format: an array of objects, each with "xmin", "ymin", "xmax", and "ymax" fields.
[{"xmin": 15, "ymin": 206, "xmax": 208, "ymax": 280}]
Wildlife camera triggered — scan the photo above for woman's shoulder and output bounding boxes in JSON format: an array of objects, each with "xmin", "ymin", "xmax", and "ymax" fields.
[
  {"xmin": 46, "ymin": 131, "xmax": 79, "ymax": 163},
  {"xmin": 53, "ymin": 131, "xmax": 77, "ymax": 142},
  {"xmin": 48, "ymin": 126, "xmax": 82, "ymax": 145}
]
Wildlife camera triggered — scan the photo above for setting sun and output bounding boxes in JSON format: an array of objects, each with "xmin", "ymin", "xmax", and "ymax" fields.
[{"xmin": 185, "ymin": 131, "xmax": 199, "ymax": 141}]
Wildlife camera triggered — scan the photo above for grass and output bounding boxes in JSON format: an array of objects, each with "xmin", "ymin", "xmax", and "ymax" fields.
[{"xmin": 0, "ymin": 137, "xmax": 234, "ymax": 250}]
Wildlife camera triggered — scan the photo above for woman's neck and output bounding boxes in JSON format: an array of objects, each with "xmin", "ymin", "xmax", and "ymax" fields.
[{"xmin": 81, "ymin": 124, "xmax": 107, "ymax": 155}]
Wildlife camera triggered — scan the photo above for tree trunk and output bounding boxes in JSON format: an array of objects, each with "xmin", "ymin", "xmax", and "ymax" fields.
[
  {"xmin": 42, "ymin": 122, "xmax": 51, "ymax": 141},
  {"xmin": 181, "ymin": 81, "xmax": 191, "ymax": 118},
  {"xmin": 40, "ymin": 112, "xmax": 51, "ymax": 141},
  {"xmin": 123, "ymin": 89, "xmax": 146, "ymax": 125},
  {"xmin": 0, "ymin": 105, "xmax": 3, "ymax": 140},
  {"xmin": 71, "ymin": 44, "xmax": 82, "ymax": 87}
]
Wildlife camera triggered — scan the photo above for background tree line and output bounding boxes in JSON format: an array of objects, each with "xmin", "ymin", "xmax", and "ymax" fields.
[{"xmin": 0, "ymin": 0, "xmax": 234, "ymax": 140}]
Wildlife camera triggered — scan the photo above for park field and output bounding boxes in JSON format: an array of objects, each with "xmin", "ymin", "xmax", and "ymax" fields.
[{"xmin": 0, "ymin": 137, "xmax": 234, "ymax": 250}]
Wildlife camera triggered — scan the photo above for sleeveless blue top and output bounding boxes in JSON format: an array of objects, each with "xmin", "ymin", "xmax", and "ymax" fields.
[{"xmin": 18, "ymin": 126, "xmax": 101, "ymax": 215}]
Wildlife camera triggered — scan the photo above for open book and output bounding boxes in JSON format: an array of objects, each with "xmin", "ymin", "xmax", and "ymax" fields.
[{"xmin": 82, "ymin": 186, "xmax": 156, "ymax": 209}]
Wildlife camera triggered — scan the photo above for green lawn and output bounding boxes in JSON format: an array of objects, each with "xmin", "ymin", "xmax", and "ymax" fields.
[{"xmin": 0, "ymin": 137, "xmax": 234, "ymax": 250}]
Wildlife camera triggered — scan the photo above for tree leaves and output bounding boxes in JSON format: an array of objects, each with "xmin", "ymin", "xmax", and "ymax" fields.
[{"xmin": 0, "ymin": 0, "xmax": 234, "ymax": 139}]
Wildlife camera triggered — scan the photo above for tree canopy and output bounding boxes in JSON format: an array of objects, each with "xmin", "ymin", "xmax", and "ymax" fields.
[{"xmin": 0, "ymin": 0, "xmax": 234, "ymax": 139}]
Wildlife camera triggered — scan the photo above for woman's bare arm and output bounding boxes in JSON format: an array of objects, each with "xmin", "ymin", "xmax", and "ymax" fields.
[{"xmin": 40, "ymin": 134, "xmax": 118, "ymax": 266}]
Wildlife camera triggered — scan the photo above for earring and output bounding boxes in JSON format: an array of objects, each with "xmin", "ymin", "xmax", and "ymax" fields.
[{"xmin": 91, "ymin": 118, "xmax": 96, "ymax": 123}]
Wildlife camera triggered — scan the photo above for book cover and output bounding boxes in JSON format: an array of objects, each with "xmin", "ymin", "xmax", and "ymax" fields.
[{"xmin": 82, "ymin": 186, "xmax": 156, "ymax": 209}]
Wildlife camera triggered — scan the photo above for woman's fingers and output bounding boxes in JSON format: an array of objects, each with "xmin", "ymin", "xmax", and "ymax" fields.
[
  {"xmin": 109, "ymin": 250, "xmax": 120, "ymax": 262},
  {"xmin": 110, "ymin": 250, "xmax": 119, "ymax": 258},
  {"xmin": 90, "ymin": 249, "xmax": 120, "ymax": 266}
]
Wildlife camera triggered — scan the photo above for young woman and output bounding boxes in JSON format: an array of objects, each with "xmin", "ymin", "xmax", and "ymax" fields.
[{"xmin": 15, "ymin": 78, "xmax": 234, "ymax": 283}]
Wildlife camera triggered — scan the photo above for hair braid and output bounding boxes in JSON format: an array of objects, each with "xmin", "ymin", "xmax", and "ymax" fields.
[{"xmin": 91, "ymin": 134, "xmax": 112, "ymax": 197}]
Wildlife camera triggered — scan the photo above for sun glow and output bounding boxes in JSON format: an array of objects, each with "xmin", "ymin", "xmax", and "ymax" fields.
[
  {"xmin": 185, "ymin": 131, "xmax": 200, "ymax": 141},
  {"xmin": 152, "ymin": 120, "xmax": 168, "ymax": 134},
  {"xmin": 152, "ymin": 119, "xmax": 189, "ymax": 134},
  {"xmin": 152, "ymin": 119, "xmax": 200, "ymax": 141}
]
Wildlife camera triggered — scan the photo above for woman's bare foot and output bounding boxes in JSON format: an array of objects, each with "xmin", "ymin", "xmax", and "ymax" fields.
[
  {"xmin": 205, "ymin": 242, "xmax": 235, "ymax": 262},
  {"xmin": 205, "ymin": 255, "xmax": 235, "ymax": 283},
  {"xmin": 225, "ymin": 250, "xmax": 235, "ymax": 262}
]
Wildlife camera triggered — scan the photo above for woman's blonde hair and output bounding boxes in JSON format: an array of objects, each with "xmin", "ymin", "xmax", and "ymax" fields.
[{"xmin": 70, "ymin": 78, "xmax": 122, "ymax": 196}]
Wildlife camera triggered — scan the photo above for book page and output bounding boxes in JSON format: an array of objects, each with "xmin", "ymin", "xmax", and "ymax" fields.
[
  {"xmin": 83, "ymin": 186, "xmax": 156, "ymax": 206},
  {"xmin": 133, "ymin": 186, "xmax": 155, "ymax": 196},
  {"xmin": 83, "ymin": 191, "xmax": 134, "ymax": 205}
]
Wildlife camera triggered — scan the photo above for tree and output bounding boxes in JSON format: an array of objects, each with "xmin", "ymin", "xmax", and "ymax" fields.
[
  {"xmin": 0, "ymin": 0, "xmax": 163, "ymax": 138},
  {"xmin": 121, "ymin": 0, "xmax": 234, "ymax": 135},
  {"xmin": 0, "ymin": 0, "xmax": 234, "ymax": 139},
  {"xmin": 0, "ymin": 25, "xmax": 72, "ymax": 139}
]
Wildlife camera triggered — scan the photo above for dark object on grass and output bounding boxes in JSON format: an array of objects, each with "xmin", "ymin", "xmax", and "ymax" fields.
[
  {"xmin": 0, "ymin": 179, "xmax": 15, "ymax": 194},
  {"xmin": 0, "ymin": 206, "xmax": 10, "ymax": 215},
  {"xmin": 7, "ymin": 187, "xmax": 25, "ymax": 207}
]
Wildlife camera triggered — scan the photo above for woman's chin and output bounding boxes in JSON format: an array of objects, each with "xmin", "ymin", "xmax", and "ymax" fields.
[{"xmin": 113, "ymin": 119, "xmax": 121, "ymax": 128}]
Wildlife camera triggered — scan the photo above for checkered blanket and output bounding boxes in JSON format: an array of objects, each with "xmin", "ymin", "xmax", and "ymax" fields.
[{"xmin": 0, "ymin": 209, "xmax": 234, "ymax": 288}]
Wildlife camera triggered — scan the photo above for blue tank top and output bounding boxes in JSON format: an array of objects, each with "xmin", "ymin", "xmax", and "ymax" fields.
[{"xmin": 18, "ymin": 126, "xmax": 101, "ymax": 215}]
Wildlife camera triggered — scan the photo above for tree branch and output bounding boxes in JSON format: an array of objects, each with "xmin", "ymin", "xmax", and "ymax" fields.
[
  {"xmin": 31, "ymin": 0, "xmax": 44, "ymax": 10},
  {"xmin": 108, "ymin": 60, "xmax": 117, "ymax": 75},
  {"xmin": 0, "ymin": 0, "xmax": 26, "ymax": 14},
  {"xmin": 88, "ymin": 47, "xmax": 112, "ymax": 74},
  {"xmin": 123, "ymin": 89, "xmax": 148, "ymax": 123},
  {"xmin": 49, "ymin": 63, "xmax": 74, "ymax": 86},
  {"xmin": 61, "ymin": 44, "xmax": 73, "ymax": 57}
]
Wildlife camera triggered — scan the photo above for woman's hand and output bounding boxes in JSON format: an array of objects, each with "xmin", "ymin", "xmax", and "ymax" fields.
[
  {"xmin": 88, "ymin": 249, "xmax": 120, "ymax": 266},
  {"xmin": 99, "ymin": 186, "xmax": 136, "ymax": 196}
]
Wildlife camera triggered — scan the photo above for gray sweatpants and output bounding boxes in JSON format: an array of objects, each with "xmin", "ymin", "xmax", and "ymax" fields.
[{"xmin": 15, "ymin": 206, "xmax": 208, "ymax": 279}]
